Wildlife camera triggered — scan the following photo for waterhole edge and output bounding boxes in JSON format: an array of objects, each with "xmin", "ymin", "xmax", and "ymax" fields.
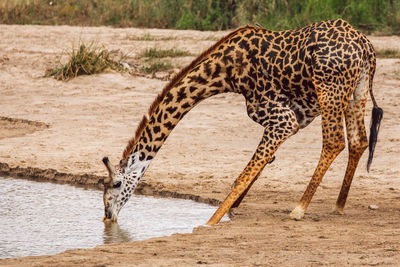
[{"xmin": 0, "ymin": 161, "xmax": 222, "ymax": 206}]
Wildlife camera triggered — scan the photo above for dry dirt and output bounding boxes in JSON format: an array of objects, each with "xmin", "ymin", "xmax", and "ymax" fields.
[{"xmin": 0, "ymin": 25, "xmax": 400, "ymax": 266}]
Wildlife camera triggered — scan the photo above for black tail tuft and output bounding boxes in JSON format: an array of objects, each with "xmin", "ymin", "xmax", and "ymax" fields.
[{"xmin": 367, "ymin": 107, "xmax": 383, "ymax": 172}]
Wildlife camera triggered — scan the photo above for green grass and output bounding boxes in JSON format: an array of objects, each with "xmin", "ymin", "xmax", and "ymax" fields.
[
  {"xmin": 142, "ymin": 48, "xmax": 192, "ymax": 58},
  {"xmin": 139, "ymin": 33, "xmax": 156, "ymax": 41},
  {"xmin": 126, "ymin": 33, "xmax": 176, "ymax": 41},
  {"xmin": 375, "ymin": 49, "xmax": 400, "ymax": 58},
  {"xmin": 137, "ymin": 47, "xmax": 192, "ymax": 74},
  {"xmin": 45, "ymin": 42, "xmax": 126, "ymax": 81},
  {"xmin": 1, "ymin": 0, "xmax": 398, "ymax": 34},
  {"xmin": 140, "ymin": 60, "xmax": 172, "ymax": 74}
]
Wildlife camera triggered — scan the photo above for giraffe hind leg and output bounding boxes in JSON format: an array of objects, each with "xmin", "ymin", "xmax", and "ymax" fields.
[
  {"xmin": 334, "ymin": 101, "xmax": 368, "ymax": 214},
  {"xmin": 289, "ymin": 81, "xmax": 348, "ymax": 220},
  {"xmin": 334, "ymin": 74, "xmax": 370, "ymax": 214}
]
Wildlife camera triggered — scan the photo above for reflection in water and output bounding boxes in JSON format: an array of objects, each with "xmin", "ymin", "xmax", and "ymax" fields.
[
  {"xmin": 0, "ymin": 176, "xmax": 228, "ymax": 259},
  {"xmin": 103, "ymin": 222, "xmax": 132, "ymax": 244}
]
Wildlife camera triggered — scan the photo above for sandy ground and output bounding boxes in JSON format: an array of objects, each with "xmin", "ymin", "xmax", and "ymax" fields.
[{"xmin": 0, "ymin": 25, "xmax": 400, "ymax": 266}]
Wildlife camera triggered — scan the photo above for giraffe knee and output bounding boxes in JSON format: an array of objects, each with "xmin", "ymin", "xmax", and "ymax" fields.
[{"xmin": 349, "ymin": 135, "xmax": 368, "ymax": 154}]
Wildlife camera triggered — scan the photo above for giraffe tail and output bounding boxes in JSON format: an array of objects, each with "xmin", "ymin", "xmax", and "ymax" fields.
[
  {"xmin": 367, "ymin": 106, "xmax": 383, "ymax": 172},
  {"xmin": 366, "ymin": 60, "xmax": 383, "ymax": 172}
]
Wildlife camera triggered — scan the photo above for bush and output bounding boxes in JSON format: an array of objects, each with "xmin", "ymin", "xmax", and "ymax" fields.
[{"xmin": 46, "ymin": 42, "xmax": 126, "ymax": 81}]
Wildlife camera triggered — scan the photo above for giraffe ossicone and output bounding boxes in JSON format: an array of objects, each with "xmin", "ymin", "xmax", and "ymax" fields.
[{"xmin": 102, "ymin": 19, "xmax": 382, "ymax": 225}]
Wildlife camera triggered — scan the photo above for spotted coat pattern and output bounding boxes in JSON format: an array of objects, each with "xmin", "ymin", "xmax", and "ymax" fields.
[{"xmin": 102, "ymin": 19, "xmax": 380, "ymax": 224}]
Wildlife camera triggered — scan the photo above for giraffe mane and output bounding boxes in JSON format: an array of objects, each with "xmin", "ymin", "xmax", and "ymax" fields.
[{"xmin": 122, "ymin": 25, "xmax": 255, "ymax": 160}]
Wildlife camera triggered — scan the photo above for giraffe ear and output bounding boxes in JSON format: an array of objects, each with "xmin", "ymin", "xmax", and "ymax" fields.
[{"xmin": 102, "ymin": 157, "xmax": 114, "ymax": 184}]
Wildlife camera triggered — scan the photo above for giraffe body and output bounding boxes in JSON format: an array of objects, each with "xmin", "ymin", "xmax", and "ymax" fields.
[{"xmin": 102, "ymin": 19, "xmax": 382, "ymax": 224}]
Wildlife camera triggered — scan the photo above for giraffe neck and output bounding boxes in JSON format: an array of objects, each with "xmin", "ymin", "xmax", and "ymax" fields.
[
  {"xmin": 121, "ymin": 25, "xmax": 257, "ymax": 174},
  {"xmin": 123, "ymin": 61, "xmax": 237, "ymax": 172}
]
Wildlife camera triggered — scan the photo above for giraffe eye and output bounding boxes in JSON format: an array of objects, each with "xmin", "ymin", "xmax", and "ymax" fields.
[{"xmin": 113, "ymin": 181, "xmax": 122, "ymax": 189}]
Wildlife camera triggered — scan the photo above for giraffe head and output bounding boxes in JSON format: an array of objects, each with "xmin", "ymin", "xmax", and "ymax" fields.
[{"xmin": 102, "ymin": 154, "xmax": 149, "ymax": 223}]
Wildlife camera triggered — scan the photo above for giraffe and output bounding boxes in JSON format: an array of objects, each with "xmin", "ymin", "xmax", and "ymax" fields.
[{"xmin": 102, "ymin": 19, "xmax": 383, "ymax": 224}]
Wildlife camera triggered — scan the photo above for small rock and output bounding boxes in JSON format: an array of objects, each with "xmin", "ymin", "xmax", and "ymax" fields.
[
  {"xmin": 368, "ymin": 205, "xmax": 379, "ymax": 210},
  {"xmin": 311, "ymin": 217, "xmax": 320, "ymax": 222}
]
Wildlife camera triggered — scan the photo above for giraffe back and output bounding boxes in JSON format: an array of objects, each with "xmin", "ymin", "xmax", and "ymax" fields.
[{"xmin": 202, "ymin": 19, "xmax": 375, "ymax": 129}]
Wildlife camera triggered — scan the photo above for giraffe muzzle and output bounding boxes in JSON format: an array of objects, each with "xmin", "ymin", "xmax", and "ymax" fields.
[{"xmin": 103, "ymin": 214, "xmax": 118, "ymax": 223}]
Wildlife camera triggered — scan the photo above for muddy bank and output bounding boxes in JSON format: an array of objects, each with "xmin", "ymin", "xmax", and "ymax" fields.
[
  {"xmin": 0, "ymin": 161, "xmax": 102, "ymax": 187},
  {"xmin": 0, "ymin": 162, "xmax": 221, "ymax": 206}
]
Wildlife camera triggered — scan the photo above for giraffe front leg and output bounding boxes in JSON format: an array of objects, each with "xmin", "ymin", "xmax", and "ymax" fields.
[
  {"xmin": 206, "ymin": 156, "xmax": 268, "ymax": 225},
  {"xmin": 231, "ymin": 155, "xmax": 275, "ymax": 209},
  {"xmin": 207, "ymin": 108, "xmax": 299, "ymax": 225}
]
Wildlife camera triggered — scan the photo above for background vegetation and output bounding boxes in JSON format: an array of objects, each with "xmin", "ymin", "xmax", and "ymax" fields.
[
  {"xmin": 1, "ymin": 0, "xmax": 399, "ymax": 34},
  {"xmin": 45, "ymin": 42, "xmax": 127, "ymax": 80}
]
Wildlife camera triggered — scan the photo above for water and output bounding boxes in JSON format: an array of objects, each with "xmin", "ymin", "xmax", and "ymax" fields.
[{"xmin": 0, "ymin": 176, "xmax": 228, "ymax": 259}]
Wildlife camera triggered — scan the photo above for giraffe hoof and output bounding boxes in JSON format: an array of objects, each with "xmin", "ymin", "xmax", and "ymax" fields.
[
  {"xmin": 332, "ymin": 207, "xmax": 344, "ymax": 215},
  {"xmin": 289, "ymin": 206, "xmax": 305, "ymax": 221},
  {"xmin": 228, "ymin": 207, "xmax": 238, "ymax": 217}
]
